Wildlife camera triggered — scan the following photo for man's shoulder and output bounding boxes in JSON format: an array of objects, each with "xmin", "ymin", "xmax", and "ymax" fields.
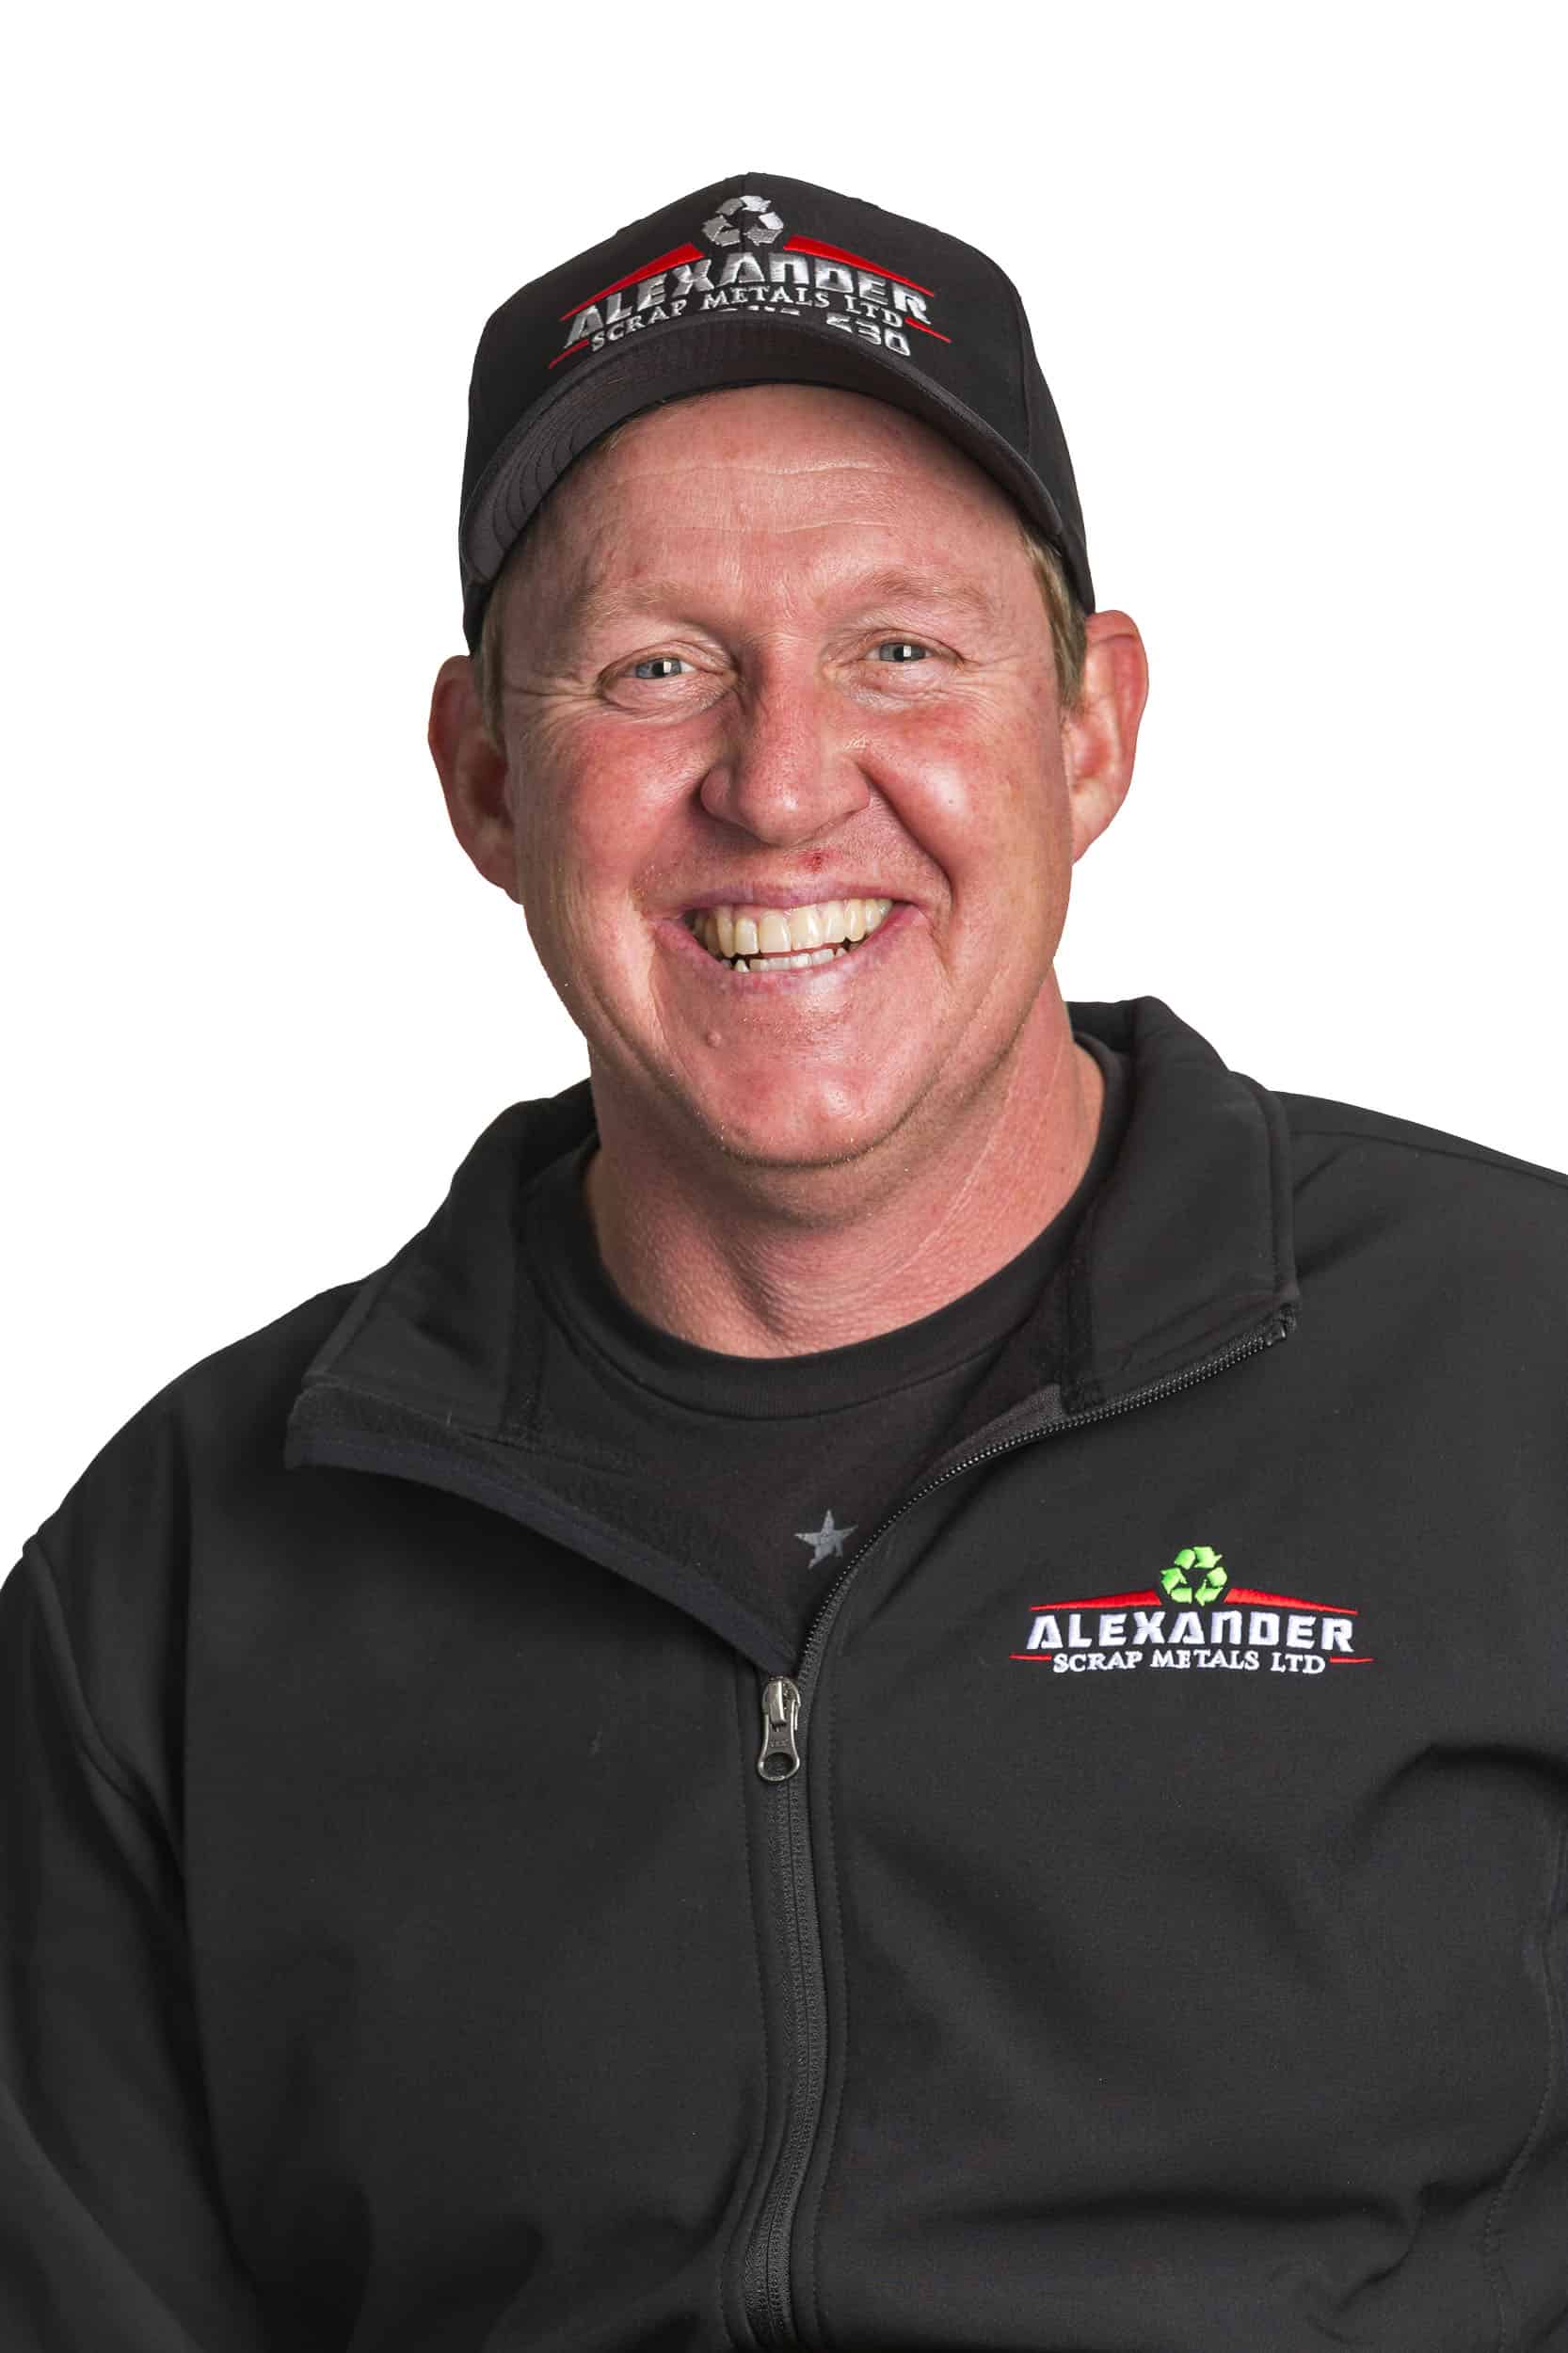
[
  {"xmin": 1272, "ymin": 1081, "xmax": 1568, "ymax": 1315},
  {"xmin": 151, "ymin": 1274, "xmax": 369, "ymax": 1457},
  {"xmin": 28, "ymin": 1078, "xmax": 599, "ymax": 1574},
  {"xmin": 162, "ymin": 1276, "xmax": 372, "ymax": 1442},
  {"xmin": 1280, "ymin": 1087, "xmax": 1553, "ymax": 1195},
  {"xmin": 26, "ymin": 1277, "xmax": 365, "ymax": 1593},
  {"xmin": 12, "ymin": 1276, "xmax": 371, "ymax": 1797},
  {"xmin": 1278, "ymin": 1082, "xmax": 1568, "ymax": 1200}
]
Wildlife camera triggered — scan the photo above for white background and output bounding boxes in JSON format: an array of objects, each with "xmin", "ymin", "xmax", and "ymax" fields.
[{"xmin": 5, "ymin": 3, "xmax": 1564, "ymax": 1561}]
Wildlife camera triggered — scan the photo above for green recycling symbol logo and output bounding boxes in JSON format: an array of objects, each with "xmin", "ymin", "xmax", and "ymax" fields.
[{"xmin": 1160, "ymin": 1545, "xmax": 1228, "ymax": 1606}]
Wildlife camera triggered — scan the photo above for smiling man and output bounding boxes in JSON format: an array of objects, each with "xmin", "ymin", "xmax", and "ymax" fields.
[
  {"xmin": 429, "ymin": 376, "xmax": 1144, "ymax": 1356},
  {"xmin": 8, "ymin": 173, "xmax": 1568, "ymax": 2353}
]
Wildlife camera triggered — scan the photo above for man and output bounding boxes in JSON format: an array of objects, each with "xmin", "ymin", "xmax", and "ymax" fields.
[{"xmin": 5, "ymin": 171, "xmax": 1567, "ymax": 2353}]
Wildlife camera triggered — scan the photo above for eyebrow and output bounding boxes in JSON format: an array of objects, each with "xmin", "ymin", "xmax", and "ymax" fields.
[{"xmin": 558, "ymin": 563, "xmax": 1007, "ymax": 643}]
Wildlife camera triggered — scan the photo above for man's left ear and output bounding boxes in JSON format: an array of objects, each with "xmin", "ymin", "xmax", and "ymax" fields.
[
  {"xmin": 427, "ymin": 653, "xmax": 520, "ymax": 902},
  {"xmin": 1062, "ymin": 611, "xmax": 1150, "ymax": 863}
]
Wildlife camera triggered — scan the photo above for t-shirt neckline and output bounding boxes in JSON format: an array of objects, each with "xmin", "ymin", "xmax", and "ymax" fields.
[{"xmin": 523, "ymin": 1032, "xmax": 1129, "ymax": 1422}]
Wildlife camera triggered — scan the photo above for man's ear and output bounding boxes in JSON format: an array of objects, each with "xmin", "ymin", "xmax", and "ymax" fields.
[
  {"xmin": 427, "ymin": 654, "xmax": 520, "ymax": 902},
  {"xmin": 1061, "ymin": 611, "xmax": 1150, "ymax": 864}
]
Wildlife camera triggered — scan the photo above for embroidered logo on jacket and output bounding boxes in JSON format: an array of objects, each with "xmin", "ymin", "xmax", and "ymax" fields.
[{"xmin": 1011, "ymin": 1546, "xmax": 1374, "ymax": 1676}]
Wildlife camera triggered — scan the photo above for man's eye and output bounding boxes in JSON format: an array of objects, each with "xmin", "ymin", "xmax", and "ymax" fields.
[
  {"xmin": 874, "ymin": 640, "xmax": 930, "ymax": 664},
  {"xmin": 629, "ymin": 655, "xmax": 689, "ymax": 681}
]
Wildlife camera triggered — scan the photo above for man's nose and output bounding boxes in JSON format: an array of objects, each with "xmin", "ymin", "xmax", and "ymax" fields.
[{"xmin": 697, "ymin": 663, "xmax": 871, "ymax": 845}]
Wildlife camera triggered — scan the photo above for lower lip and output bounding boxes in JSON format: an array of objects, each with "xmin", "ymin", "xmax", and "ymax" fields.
[{"xmin": 664, "ymin": 904, "xmax": 913, "ymax": 983}]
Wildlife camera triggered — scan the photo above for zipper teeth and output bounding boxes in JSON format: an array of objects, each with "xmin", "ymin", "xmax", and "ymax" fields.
[
  {"xmin": 793, "ymin": 1305, "xmax": 1295, "ymax": 1690},
  {"xmin": 761, "ymin": 1782, "xmax": 819, "ymax": 2338},
  {"xmin": 742, "ymin": 1303, "xmax": 1295, "ymax": 2344}
]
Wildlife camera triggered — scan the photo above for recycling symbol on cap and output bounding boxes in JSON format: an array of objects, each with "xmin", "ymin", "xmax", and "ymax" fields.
[{"xmin": 703, "ymin": 192, "xmax": 783, "ymax": 249}]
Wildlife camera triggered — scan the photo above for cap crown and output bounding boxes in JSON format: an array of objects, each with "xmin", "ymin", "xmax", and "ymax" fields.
[{"xmin": 459, "ymin": 170, "xmax": 1092, "ymax": 648}]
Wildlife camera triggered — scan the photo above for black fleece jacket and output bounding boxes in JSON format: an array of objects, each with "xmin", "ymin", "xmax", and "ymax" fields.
[{"xmin": 5, "ymin": 994, "xmax": 1568, "ymax": 2353}]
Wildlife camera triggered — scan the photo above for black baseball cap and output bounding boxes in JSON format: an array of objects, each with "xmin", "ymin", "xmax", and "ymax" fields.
[{"xmin": 457, "ymin": 169, "xmax": 1095, "ymax": 653}]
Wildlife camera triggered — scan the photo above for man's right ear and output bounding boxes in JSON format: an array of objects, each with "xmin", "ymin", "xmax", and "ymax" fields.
[{"xmin": 427, "ymin": 654, "xmax": 520, "ymax": 903}]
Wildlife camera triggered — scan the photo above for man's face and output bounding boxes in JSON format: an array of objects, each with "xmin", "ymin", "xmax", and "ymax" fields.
[{"xmin": 477, "ymin": 383, "xmax": 1112, "ymax": 1176}]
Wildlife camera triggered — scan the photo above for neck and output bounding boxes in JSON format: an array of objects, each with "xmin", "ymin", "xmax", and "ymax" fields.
[{"xmin": 581, "ymin": 995, "xmax": 1106, "ymax": 1357}]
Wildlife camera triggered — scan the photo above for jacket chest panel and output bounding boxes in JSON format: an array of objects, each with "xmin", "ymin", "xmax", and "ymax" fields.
[
  {"xmin": 184, "ymin": 1551, "xmax": 773, "ymax": 2324},
  {"xmin": 793, "ymin": 1376, "xmax": 1568, "ymax": 2350},
  {"xmin": 856, "ymin": 1339, "xmax": 1568, "ymax": 1738}
]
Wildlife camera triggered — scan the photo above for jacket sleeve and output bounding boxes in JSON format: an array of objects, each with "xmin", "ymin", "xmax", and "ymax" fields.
[{"xmin": 0, "ymin": 1546, "xmax": 273, "ymax": 2353}]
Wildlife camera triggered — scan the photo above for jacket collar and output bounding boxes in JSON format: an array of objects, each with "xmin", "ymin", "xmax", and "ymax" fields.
[
  {"xmin": 284, "ymin": 996, "xmax": 1298, "ymax": 1443},
  {"xmin": 1056, "ymin": 994, "xmax": 1299, "ymax": 1412}
]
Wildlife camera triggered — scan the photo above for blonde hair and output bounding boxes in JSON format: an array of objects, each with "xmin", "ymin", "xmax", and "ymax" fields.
[{"xmin": 472, "ymin": 423, "xmax": 1087, "ymax": 742}]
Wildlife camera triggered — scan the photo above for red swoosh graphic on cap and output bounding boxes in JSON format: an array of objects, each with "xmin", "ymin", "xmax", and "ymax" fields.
[
  {"xmin": 561, "ymin": 244, "xmax": 705, "ymax": 321},
  {"xmin": 783, "ymin": 234, "xmax": 935, "ymax": 296}
]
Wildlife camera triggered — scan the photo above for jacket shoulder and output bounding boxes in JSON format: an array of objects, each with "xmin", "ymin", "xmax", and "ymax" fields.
[
  {"xmin": 1276, "ymin": 1085, "xmax": 1568, "ymax": 1201},
  {"xmin": 1272, "ymin": 1085, "xmax": 1568, "ymax": 1342},
  {"xmin": 35, "ymin": 1276, "xmax": 365, "ymax": 1545},
  {"xmin": 14, "ymin": 1279, "xmax": 365, "ymax": 1816}
]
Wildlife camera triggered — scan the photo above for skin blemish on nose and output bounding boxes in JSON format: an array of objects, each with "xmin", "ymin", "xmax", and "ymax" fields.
[{"xmin": 704, "ymin": 1029, "xmax": 725, "ymax": 1049}]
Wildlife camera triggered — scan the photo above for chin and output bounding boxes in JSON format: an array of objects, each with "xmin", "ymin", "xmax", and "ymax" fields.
[
  {"xmin": 710, "ymin": 1125, "xmax": 879, "ymax": 1177},
  {"xmin": 680, "ymin": 1076, "xmax": 920, "ymax": 1179}
]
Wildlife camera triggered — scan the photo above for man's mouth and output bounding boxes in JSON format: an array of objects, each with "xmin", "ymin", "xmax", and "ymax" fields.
[{"xmin": 681, "ymin": 896, "xmax": 893, "ymax": 973}]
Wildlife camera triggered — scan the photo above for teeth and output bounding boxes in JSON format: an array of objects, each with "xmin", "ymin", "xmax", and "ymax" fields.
[
  {"xmin": 725, "ymin": 944, "xmax": 850, "ymax": 976},
  {"xmin": 688, "ymin": 897, "xmax": 892, "ymax": 966}
]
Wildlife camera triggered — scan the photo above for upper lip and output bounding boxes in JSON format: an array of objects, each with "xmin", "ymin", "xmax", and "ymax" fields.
[{"xmin": 674, "ymin": 885, "xmax": 904, "ymax": 915}]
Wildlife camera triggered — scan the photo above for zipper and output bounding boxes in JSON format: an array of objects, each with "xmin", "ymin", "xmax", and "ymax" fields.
[
  {"xmin": 758, "ymin": 1678, "xmax": 802, "ymax": 1780},
  {"xmin": 736, "ymin": 1303, "xmax": 1295, "ymax": 2348}
]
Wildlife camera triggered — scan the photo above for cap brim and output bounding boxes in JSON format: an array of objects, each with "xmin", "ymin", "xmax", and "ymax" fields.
[{"xmin": 458, "ymin": 307, "xmax": 1094, "ymax": 648}]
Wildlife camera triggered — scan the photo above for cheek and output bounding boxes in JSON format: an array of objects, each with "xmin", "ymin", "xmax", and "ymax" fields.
[
  {"xmin": 511, "ymin": 728, "xmax": 691, "ymax": 950},
  {"xmin": 879, "ymin": 697, "xmax": 1069, "ymax": 875}
]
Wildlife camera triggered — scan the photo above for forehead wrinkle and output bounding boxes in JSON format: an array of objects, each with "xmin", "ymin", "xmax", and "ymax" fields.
[
  {"xmin": 553, "ymin": 553, "xmax": 1010, "ymax": 646},
  {"xmin": 608, "ymin": 452, "xmax": 908, "ymax": 480}
]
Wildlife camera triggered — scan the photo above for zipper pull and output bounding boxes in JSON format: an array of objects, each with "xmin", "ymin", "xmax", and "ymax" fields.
[{"xmin": 758, "ymin": 1676, "xmax": 802, "ymax": 1782}]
